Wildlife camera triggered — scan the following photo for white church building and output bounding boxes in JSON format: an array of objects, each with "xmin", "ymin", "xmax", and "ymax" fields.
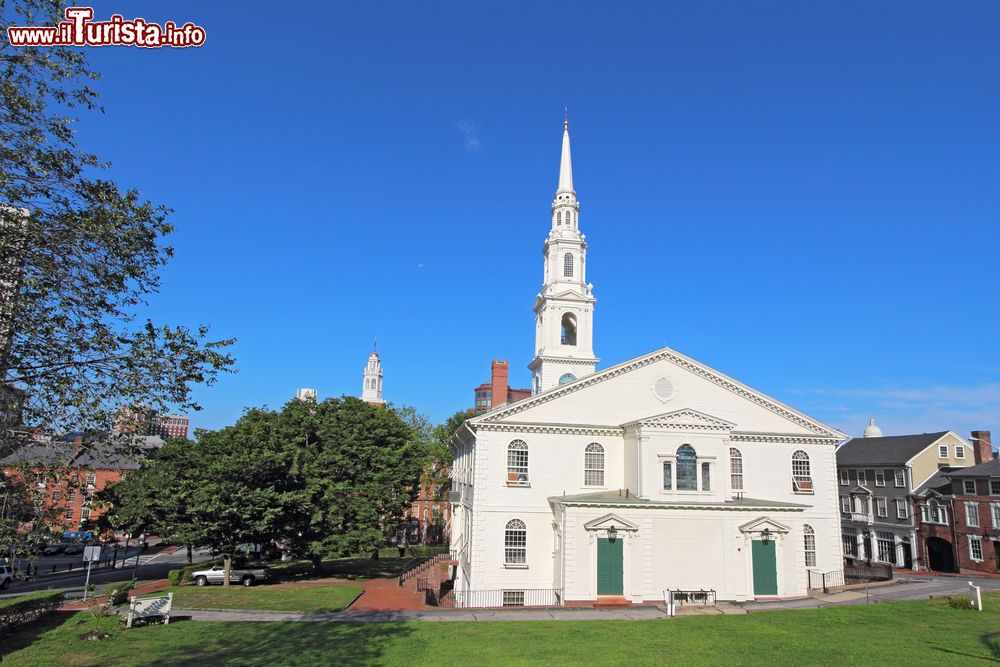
[{"xmin": 448, "ymin": 121, "xmax": 846, "ymax": 606}]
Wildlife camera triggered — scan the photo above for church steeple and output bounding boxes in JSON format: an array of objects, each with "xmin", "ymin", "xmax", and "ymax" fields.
[
  {"xmin": 360, "ymin": 340, "xmax": 385, "ymax": 405},
  {"xmin": 529, "ymin": 119, "xmax": 598, "ymax": 394},
  {"xmin": 557, "ymin": 118, "xmax": 574, "ymax": 194}
]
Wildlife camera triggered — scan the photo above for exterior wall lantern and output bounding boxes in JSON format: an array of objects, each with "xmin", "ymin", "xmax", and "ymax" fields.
[
  {"xmin": 607, "ymin": 525, "xmax": 618, "ymax": 542},
  {"xmin": 760, "ymin": 527, "xmax": 771, "ymax": 545}
]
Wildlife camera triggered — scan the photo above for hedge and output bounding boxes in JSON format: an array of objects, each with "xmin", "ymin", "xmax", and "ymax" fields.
[
  {"xmin": 0, "ymin": 590, "xmax": 64, "ymax": 633},
  {"xmin": 106, "ymin": 578, "xmax": 137, "ymax": 606}
]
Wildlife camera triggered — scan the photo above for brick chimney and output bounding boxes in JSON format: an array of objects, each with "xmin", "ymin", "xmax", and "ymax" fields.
[
  {"xmin": 971, "ymin": 430, "xmax": 993, "ymax": 464},
  {"xmin": 490, "ymin": 360, "xmax": 510, "ymax": 409}
]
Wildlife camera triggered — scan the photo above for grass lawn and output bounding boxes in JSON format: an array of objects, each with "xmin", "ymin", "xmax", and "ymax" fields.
[
  {"xmin": 3, "ymin": 594, "xmax": 999, "ymax": 666},
  {"xmin": 157, "ymin": 583, "xmax": 363, "ymax": 613}
]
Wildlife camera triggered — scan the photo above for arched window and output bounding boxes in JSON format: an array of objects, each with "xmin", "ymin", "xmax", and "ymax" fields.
[
  {"xmin": 676, "ymin": 444, "xmax": 697, "ymax": 491},
  {"xmin": 505, "ymin": 519, "xmax": 527, "ymax": 565},
  {"xmin": 803, "ymin": 524, "xmax": 816, "ymax": 567},
  {"xmin": 730, "ymin": 448, "xmax": 743, "ymax": 491},
  {"xmin": 584, "ymin": 443, "xmax": 604, "ymax": 486},
  {"xmin": 922, "ymin": 499, "xmax": 948, "ymax": 524},
  {"xmin": 507, "ymin": 440, "xmax": 528, "ymax": 485},
  {"xmin": 558, "ymin": 373, "xmax": 576, "ymax": 385},
  {"xmin": 556, "ymin": 211, "xmax": 562, "ymax": 225},
  {"xmin": 560, "ymin": 313, "xmax": 577, "ymax": 345},
  {"xmin": 792, "ymin": 451, "xmax": 813, "ymax": 493},
  {"xmin": 563, "ymin": 253, "xmax": 574, "ymax": 277}
]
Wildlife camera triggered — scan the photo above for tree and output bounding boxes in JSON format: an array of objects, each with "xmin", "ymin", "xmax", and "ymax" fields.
[
  {"xmin": 1, "ymin": 1, "xmax": 235, "ymax": 459},
  {"xmin": 283, "ymin": 398, "xmax": 424, "ymax": 565}
]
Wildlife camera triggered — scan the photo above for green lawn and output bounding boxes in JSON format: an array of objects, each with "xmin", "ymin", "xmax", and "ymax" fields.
[
  {"xmin": 3, "ymin": 594, "xmax": 999, "ymax": 666},
  {"xmin": 158, "ymin": 583, "xmax": 363, "ymax": 613}
]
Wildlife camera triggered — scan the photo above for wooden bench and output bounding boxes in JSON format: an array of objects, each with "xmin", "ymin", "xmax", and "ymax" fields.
[{"xmin": 126, "ymin": 592, "xmax": 173, "ymax": 628}]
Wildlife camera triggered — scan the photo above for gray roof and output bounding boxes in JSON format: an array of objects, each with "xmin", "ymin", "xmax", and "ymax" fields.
[
  {"xmin": 0, "ymin": 435, "xmax": 163, "ymax": 470},
  {"xmin": 946, "ymin": 459, "xmax": 1000, "ymax": 479},
  {"xmin": 836, "ymin": 432, "xmax": 949, "ymax": 466},
  {"xmin": 914, "ymin": 467, "xmax": 959, "ymax": 496}
]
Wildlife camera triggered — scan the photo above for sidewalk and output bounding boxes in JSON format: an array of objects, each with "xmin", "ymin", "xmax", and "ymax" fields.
[{"xmin": 60, "ymin": 578, "xmax": 171, "ymax": 611}]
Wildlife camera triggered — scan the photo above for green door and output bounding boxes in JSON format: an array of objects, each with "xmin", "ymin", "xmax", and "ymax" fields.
[
  {"xmin": 597, "ymin": 538, "xmax": 624, "ymax": 595},
  {"xmin": 751, "ymin": 540, "xmax": 778, "ymax": 596}
]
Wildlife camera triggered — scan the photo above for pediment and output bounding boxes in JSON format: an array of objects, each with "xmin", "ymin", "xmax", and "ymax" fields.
[
  {"xmin": 850, "ymin": 485, "xmax": 872, "ymax": 495},
  {"xmin": 473, "ymin": 345, "xmax": 846, "ymax": 442},
  {"xmin": 738, "ymin": 516, "xmax": 791, "ymax": 534},
  {"xmin": 583, "ymin": 513, "xmax": 639, "ymax": 532},
  {"xmin": 623, "ymin": 408, "xmax": 736, "ymax": 432}
]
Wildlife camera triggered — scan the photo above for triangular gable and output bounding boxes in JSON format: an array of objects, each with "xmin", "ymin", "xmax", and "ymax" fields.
[
  {"xmin": 623, "ymin": 408, "xmax": 736, "ymax": 432},
  {"xmin": 850, "ymin": 484, "xmax": 872, "ymax": 495},
  {"xmin": 738, "ymin": 516, "xmax": 792, "ymax": 534},
  {"xmin": 582, "ymin": 513, "xmax": 639, "ymax": 532},
  {"xmin": 473, "ymin": 345, "xmax": 846, "ymax": 440}
]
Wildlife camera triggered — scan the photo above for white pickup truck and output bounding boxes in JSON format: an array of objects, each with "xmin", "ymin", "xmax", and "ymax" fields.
[{"xmin": 189, "ymin": 564, "xmax": 269, "ymax": 587}]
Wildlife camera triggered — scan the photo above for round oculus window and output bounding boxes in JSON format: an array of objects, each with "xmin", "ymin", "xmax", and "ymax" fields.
[{"xmin": 653, "ymin": 376, "xmax": 676, "ymax": 402}]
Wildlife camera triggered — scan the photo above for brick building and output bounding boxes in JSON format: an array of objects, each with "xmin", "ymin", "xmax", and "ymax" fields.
[
  {"xmin": 403, "ymin": 465, "xmax": 450, "ymax": 546},
  {"xmin": 472, "ymin": 360, "xmax": 531, "ymax": 412},
  {"xmin": 1, "ymin": 435, "xmax": 163, "ymax": 536},
  {"xmin": 912, "ymin": 430, "xmax": 996, "ymax": 573},
  {"xmin": 113, "ymin": 405, "xmax": 189, "ymax": 439}
]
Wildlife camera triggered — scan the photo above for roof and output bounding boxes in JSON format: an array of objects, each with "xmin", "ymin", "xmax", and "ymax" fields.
[
  {"xmin": 946, "ymin": 458, "xmax": 1000, "ymax": 479},
  {"xmin": 836, "ymin": 432, "xmax": 950, "ymax": 466},
  {"xmin": 549, "ymin": 489, "xmax": 808, "ymax": 510},
  {"xmin": 914, "ymin": 467, "xmax": 959, "ymax": 496},
  {"xmin": 0, "ymin": 435, "xmax": 163, "ymax": 471}
]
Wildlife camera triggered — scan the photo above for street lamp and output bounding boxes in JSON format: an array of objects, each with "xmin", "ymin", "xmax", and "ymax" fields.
[
  {"xmin": 760, "ymin": 528, "xmax": 771, "ymax": 545},
  {"xmin": 607, "ymin": 525, "xmax": 618, "ymax": 542}
]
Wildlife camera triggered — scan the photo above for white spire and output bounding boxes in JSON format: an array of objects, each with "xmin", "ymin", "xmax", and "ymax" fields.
[
  {"xmin": 557, "ymin": 118, "xmax": 574, "ymax": 193},
  {"xmin": 361, "ymin": 341, "xmax": 385, "ymax": 405},
  {"xmin": 863, "ymin": 416, "xmax": 883, "ymax": 438}
]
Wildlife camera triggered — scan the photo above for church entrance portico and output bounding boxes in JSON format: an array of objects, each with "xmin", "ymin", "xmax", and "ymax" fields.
[{"xmin": 739, "ymin": 516, "xmax": 790, "ymax": 599}]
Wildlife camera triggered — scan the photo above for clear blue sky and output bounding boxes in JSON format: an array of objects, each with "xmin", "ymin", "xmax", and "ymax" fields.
[{"xmin": 72, "ymin": 1, "xmax": 998, "ymax": 438}]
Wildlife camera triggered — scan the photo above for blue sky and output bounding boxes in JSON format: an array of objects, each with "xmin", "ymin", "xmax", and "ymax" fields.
[{"xmin": 65, "ymin": 1, "xmax": 999, "ymax": 438}]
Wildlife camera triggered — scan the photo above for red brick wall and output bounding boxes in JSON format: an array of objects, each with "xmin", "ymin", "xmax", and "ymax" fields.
[
  {"xmin": 5, "ymin": 466, "xmax": 127, "ymax": 536},
  {"xmin": 950, "ymin": 478, "xmax": 1000, "ymax": 574},
  {"xmin": 971, "ymin": 431, "xmax": 993, "ymax": 465},
  {"xmin": 490, "ymin": 360, "xmax": 510, "ymax": 409}
]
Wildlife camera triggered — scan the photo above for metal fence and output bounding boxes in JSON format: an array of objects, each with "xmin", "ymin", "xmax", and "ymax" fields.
[
  {"xmin": 439, "ymin": 588, "xmax": 563, "ymax": 608},
  {"xmin": 844, "ymin": 562, "xmax": 893, "ymax": 584},
  {"xmin": 808, "ymin": 569, "xmax": 845, "ymax": 593}
]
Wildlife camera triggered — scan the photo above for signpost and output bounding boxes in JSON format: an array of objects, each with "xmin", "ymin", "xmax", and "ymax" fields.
[{"xmin": 81, "ymin": 546, "xmax": 101, "ymax": 602}]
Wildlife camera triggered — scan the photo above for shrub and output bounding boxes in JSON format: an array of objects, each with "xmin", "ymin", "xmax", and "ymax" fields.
[
  {"xmin": 167, "ymin": 568, "xmax": 184, "ymax": 587},
  {"xmin": 0, "ymin": 590, "xmax": 64, "ymax": 633},
  {"xmin": 945, "ymin": 595, "xmax": 974, "ymax": 610},
  {"xmin": 106, "ymin": 578, "xmax": 137, "ymax": 606}
]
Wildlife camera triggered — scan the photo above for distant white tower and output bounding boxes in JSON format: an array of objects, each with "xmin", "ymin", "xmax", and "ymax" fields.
[
  {"xmin": 863, "ymin": 416, "xmax": 883, "ymax": 438},
  {"xmin": 295, "ymin": 388, "xmax": 317, "ymax": 402},
  {"xmin": 361, "ymin": 340, "xmax": 385, "ymax": 405},
  {"xmin": 527, "ymin": 118, "xmax": 599, "ymax": 394}
]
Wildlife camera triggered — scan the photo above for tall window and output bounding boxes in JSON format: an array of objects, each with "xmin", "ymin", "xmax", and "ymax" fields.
[
  {"xmin": 894, "ymin": 469, "xmax": 905, "ymax": 487},
  {"xmin": 842, "ymin": 526, "xmax": 858, "ymax": 557},
  {"xmin": 840, "ymin": 496, "xmax": 850, "ymax": 513},
  {"xmin": 507, "ymin": 440, "xmax": 528, "ymax": 485},
  {"xmin": 504, "ymin": 519, "xmax": 527, "ymax": 565},
  {"xmin": 875, "ymin": 497, "xmax": 887, "ymax": 517},
  {"xmin": 970, "ymin": 536, "xmax": 984, "ymax": 562},
  {"xmin": 676, "ymin": 445, "xmax": 697, "ymax": 491},
  {"xmin": 567, "ymin": 211, "xmax": 573, "ymax": 226},
  {"xmin": 563, "ymin": 253, "xmax": 574, "ymax": 277},
  {"xmin": 857, "ymin": 470, "xmax": 867, "ymax": 485},
  {"xmin": 560, "ymin": 313, "xmax": 577, "ymax": 345},
  {"xmin": 966, "ymin": 502, "xmax": 980, "ymax": 528},
  {"xmin": 701, "ymin": 462, "xmax": 711, "ymax": 491},
  {"xmin": 662, "ymin": 461, "xmax": 672, "ymax": 490},
  {"xmin": 81, "ymin": 508, "xmax": 91, "ymax": 521},
  {"xmin": 895, "ymin": 499, "xmax": 908, "ymax": 519},
  {"xmin": 556, "ymin": 211, "xmax": 562, "ymax": 225},
  {"xmin": 584, "ymin": 443, "xmax": 605, "ymax": 486},
  {"xmin": 991, "ymin": 504, "xmax": 1000, "ymax": 529},
  {"xmin": 85, "ymin": 473, "xmax": 96, "ymax": 487},
  {"xmin": 839, "ymin": 469, "xmax": 849, "ymax": 485},
  {"xmin": 730, "ymin": 448, "xmax": 743, "ymax": 491},
  {"xmin": 875, "ymin": 470, "xmax": 885, "ymax": 487},
  {"xmin": 803, "ymin": 524, "xmax": 816, "ymax": 567},
  {"xmin": 876, "ymin": 531, "xmax": 895, "ymax": 563},
  {"xmin": 792, "ymin": 451, "xmax": 813, "ymax": 493}
]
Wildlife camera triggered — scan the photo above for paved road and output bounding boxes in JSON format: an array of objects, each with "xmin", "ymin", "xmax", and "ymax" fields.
[{"xmin": 0, "ymin": 548, "xmax": 211, "ymax": 599}]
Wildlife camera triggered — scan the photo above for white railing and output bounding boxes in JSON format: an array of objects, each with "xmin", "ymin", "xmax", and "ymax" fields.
[{"xmin": 126, "ymin": 592, "xmax": 173, "ymax": 627}]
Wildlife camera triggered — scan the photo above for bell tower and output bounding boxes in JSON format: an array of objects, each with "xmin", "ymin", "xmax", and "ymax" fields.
[
  {"xmin": 361, "ymin": 339, "xmax": 385, "ymax": 405},
  {"xmin": 528, "ymin": 119, "xmax": 598, "ymax": 394}
]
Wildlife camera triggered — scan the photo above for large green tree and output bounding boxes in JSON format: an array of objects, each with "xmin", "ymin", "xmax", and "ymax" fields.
[{"xmin": 1, "ymin": 1, "xmax": 235, "ymax": 459}]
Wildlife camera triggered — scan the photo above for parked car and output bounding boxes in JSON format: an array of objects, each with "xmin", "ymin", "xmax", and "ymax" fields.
[
  {"xmin": 0, "ymin": 564, "xmax": 14, "ymax": 589},
  {"xmin": 190, "ymin": 565, "xmax": 269, "ymax": 587},
  {"xmin": 42, "ymin": 544, "xmax": 65, "ymax": 556},
  {"xmin": 62, "ymin": 545, "xmax": 84, "ymax": 556}
]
